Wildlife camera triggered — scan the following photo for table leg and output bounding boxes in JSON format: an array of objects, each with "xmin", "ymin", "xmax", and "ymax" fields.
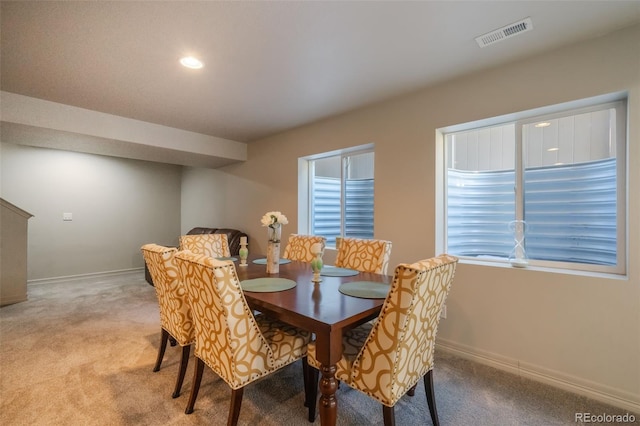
[{"xmin": 319, "ymin": 363, "xmax": 338, "ymax": 426}]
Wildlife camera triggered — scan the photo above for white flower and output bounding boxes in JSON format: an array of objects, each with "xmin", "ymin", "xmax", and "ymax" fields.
[{"xmin": 261, "ymin": 211, "xmax": 288, "ymax": 227}]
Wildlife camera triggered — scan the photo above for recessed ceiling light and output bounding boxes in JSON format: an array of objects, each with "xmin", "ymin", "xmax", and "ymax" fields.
[
  {"xmin": 180, "ymin": 56, "xmax": 203, "ymax": 69},
  {"xmin": 547, "ymin": 147, "xmax": 559, "ymax": 152},
  {"xmin": 534, "ymin": 122, "xmax": 551, "ymax": 128}
]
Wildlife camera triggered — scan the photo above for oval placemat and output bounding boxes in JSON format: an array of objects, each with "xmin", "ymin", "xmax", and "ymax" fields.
[
  {"xmin": 252, "ymin": 258, "xmax": 292, "ymax": 265},
  {"xmin": 216, "ymin": 256, "xmax": 238, "ymax": 262},
  {"xmin": 240, "ymin": 278, "xmax": 297, "ymax": 293},
  {"xmin": 339, "ymin": 281, "xmax": 390, "ymax": 299},
  {"xmin": 320, "ymin": 266, "xmax": 360, "ymax": 277}
]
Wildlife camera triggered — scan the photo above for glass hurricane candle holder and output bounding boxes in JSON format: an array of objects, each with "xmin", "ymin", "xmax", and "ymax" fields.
[{"xmin": 508, "ymin": 220, "xmax": 528, "ymax": 267}]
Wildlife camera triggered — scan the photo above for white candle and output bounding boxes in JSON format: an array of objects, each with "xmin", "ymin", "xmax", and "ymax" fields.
[{"xmin": 240, "ymin": 236, "xmax": 247, "ymax": 245}]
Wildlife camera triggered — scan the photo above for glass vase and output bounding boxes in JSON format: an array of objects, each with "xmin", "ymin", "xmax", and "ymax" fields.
[
  {"xmin": 266, "ymin": 224, "xmax": 282, "ymax": 273},
  {"xmin": 267, "ymin": 224, "xmax": 282, "ymax": 243}
]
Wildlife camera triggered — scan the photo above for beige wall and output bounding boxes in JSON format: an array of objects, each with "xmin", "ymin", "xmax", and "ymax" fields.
[
  {"xmin": 204, "ymin": 25, "xmax": 640, "ymax": 410},
  {"xmin": 0, "ymin": 143, "xmax": 182, "ymax": 280},
  {"xmin": 179, "ymin": 166, "xmax": 260, "ymax": 235},
  {"xmin": 180, "ymin": 167, "xmax": 226, "ymax": 233}
]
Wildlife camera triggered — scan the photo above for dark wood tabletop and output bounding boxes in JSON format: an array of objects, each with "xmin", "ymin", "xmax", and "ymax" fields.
[{"xmin": 235, "ymin": 255, "xmax": 391, "ymax": 426}]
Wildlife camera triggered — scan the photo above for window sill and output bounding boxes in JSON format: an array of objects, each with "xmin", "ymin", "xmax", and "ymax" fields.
[{"xmin": 457, "ymin": 257, "xmax": 627, "ymax": 280}]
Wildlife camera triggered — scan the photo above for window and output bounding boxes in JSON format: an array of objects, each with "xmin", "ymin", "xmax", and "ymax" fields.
[
  {"xmin": 439, "ymin": 95, "xmax": 626, "ymax": 275},
  {"xmin": 304, "ymin": 148, "xmax": 374, "ymax": 248}
]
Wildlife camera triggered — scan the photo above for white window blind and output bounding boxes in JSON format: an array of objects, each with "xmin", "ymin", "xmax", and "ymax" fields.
[
  {"xmin": 312, "ymin": 177, "xmax": 374, "ymax": 246},
  {"xmin": 447, "ymin": 158, "xmax": 617, "ymax": 265}
]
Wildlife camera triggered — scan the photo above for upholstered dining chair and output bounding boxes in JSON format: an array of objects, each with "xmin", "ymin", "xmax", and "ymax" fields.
[
  {"xmin": 334, "ymin": 237, "xmax": 393, "ymax": 275},
  {"xmin": 140, "ymin": 244, "xmax": 194, "ymax": 399},
  {"xmin": 174, "ymin": 251, "xmax": 314, "ymax": 425},
  {"xmin": 282, "ymin": 234, "xmax": 327, "ymax": 262},
  {"xmin": 307, "ymin": 254, "xmax": 458, "ymax": 426},
  {"xmin": 179, "ymin": 233, "xmax": 231, "ymax": 258}
]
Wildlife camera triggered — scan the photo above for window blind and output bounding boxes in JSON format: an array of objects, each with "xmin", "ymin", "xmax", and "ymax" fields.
[
  {"xmin": 447, "ymin": 158, "xmax": 616, "ymax": 265},
  {"xmin": 312, "ymin": 177, "xmax": 374, "ymax": 246},
  {"xmin": 345, "ymin": 179, "xmax": 374, "ymax": 239},
  {"xmin": 524, "ymin": 157, "xmax": 616, "ymax": 265}
]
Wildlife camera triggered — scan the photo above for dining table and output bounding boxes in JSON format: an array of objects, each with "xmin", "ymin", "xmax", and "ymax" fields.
[{"xmin": 234, "ymin": 255, "xmax": 392, "ymax": 426}]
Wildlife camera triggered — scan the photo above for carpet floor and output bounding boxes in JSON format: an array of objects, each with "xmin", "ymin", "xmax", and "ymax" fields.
[{"xmin": 0, "ymin": 271, "xmax": 635, "ymax": 425}]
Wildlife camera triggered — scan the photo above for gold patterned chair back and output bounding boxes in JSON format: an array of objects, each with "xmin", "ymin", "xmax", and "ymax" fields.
[
  {"xmin": 179, "ymin": 233, "xmax": 231, "ymax": 258},
  {"xmin": 175, "ymin": 251, "xmax": 310, "ymax": 390},
  {"xmin": 350, "ymin": 254, "xmax": 457, "ymax": 405},
  {"xmin": 335, "ymin": 237, "xmax": 392, "ymax": 275},
  {"xmin": 307, "ymin": 254, "xmax": 457, "ymax": 415},
  {"xmin": 282, "ymin": 234, "xmax": 326, "ymax": 262},
  {"xmin": 140, "ymin": 244, "xmax": 194, "ymax": 346}
]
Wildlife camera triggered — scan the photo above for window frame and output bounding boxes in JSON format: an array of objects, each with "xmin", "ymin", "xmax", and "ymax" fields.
[
  {"xmin": 436, "ymin": 93, "xmax": 627, "ymax": 276},
  {"xmin": 299, "ymin": 144, "xmax": 375, "ymax": 249}
]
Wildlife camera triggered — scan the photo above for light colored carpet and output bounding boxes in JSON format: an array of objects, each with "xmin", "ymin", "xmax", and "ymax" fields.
[{"xmin": 0, "ymin": 271, "xmax": 634, "ymax": 425}]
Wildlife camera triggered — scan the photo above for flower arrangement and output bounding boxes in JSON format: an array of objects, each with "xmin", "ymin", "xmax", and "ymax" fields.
[
  {"xmin": 261, "ymin": 211, "xmax": 289, "ymax": 228},
  {"xmin": 261, "ymin": 211, "xmax": 288, "ymax": 243}
]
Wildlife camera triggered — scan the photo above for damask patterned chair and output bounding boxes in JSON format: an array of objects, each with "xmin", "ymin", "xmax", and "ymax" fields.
[
  {"xmin": 179, "ymin": 233, "xmax": 231, "ymax": 258},
  {"xmin": 282, "ymin": 234, "xmax": 327, "ymax": 262},
  {"xmin": 335, "ymin": 237, "xmax": 393, "ymax": 275},
  {"xmin": 174, "ymin": 251, "xmax": 314, "ymax": 425},
  {"xmin": 307, "ymin": 254, "xmax": 458, "ymax": 426},
  {"xmin": 140, "ymin": 244, "xmax": 194, "ymax": 399}
]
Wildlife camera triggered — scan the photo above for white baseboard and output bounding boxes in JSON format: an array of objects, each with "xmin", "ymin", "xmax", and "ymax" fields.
[
  {"xmin": 27, "ymin": 268, "xmax": 144, "ymax": 286},
  {"xmin": 436, "ymin": 338, "xmax": 640, "ymax": 415}
]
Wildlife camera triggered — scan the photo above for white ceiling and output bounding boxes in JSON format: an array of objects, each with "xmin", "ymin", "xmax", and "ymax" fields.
[{"xmin": 2, "ymin": 1, "xmax": 639, "ymax": 143}]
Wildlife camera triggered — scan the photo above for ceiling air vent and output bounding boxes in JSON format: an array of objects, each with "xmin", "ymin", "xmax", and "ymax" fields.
[{"xmin": 475, "ymin": 17, "xmax": 533, "ymax": 48}]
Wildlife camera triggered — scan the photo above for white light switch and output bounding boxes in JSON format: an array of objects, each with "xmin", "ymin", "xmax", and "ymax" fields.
[{"xmin": 63, "ymin": 212, "xmax": 73, "ymax": 221}]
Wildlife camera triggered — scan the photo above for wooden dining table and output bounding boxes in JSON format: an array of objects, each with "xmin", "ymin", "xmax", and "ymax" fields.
[{"xmin": 235, "ymin": 255, "xmax": 391, "ymax": 426}]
